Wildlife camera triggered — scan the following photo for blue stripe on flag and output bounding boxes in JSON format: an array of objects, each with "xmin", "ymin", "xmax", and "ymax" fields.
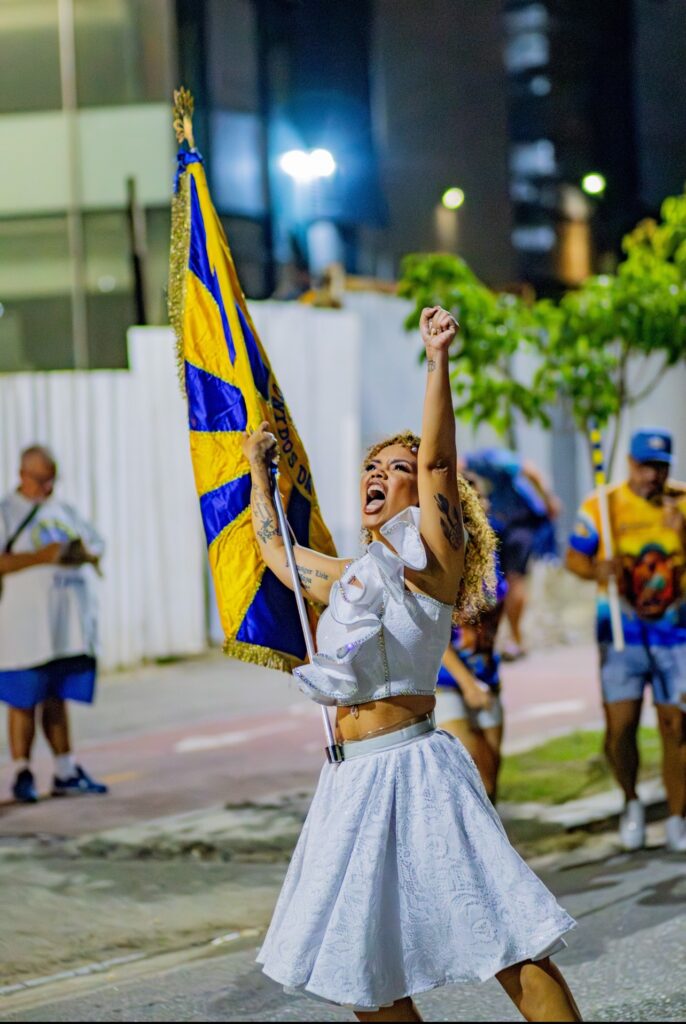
[
  {"xmin": 189, "ymin": 176, "xmax": 236, "ymax": 364},
  {"xmin": 174, "ymin": 149, "xmax": 203, "ymax": 193},
  {"xmin": 185, "ymin": 362, "xmax": 248, "ymax": 432},
  {"xmin": 200, "ymin": 473, "xmax": 252, "ymax": 547},
  {"xmin": 287, "ymin": 485, "xmax": 312, "ymax": 545},
  {"xmin": 235, "ymin": 303, "xmax": 270, "ymax": 400},
  {"xmin": 236, "ymin": 568, "xmax": 307, "ymax": 660}
]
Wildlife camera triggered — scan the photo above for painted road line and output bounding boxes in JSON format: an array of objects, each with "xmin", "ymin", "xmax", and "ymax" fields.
[
  {"xmin": 0, "ymin": 954, "xmax": 147, "ymax": 995},
  {"xmin": 0, "ymin": 929, "xmax": 263, "ymax": 1000},
  {"xmin": 100, "ymin": 771, "xmax": 141, "ymax": 785},
  {"xmin": 508, "ymin": 699, "xmax": 588, "ymax": 723},
  {"xmin": 174, "ymin": 720, "xmax": 298, "ymax": 754}
]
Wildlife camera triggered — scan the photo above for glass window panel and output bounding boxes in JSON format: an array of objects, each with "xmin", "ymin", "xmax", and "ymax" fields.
[
  {"xmin": 503, "ymin": 31, "xmax": 549, "ymax": 74},
  {"xmin": 74, "ymin": 0, "xmax": 172, "ymax": 106},
  {"xmin": 85, "ymin": 292, "xmax": 134, "ymax": 368},
  {"xmin": 207, "ymin": 0, "xmax": 259, "ymax": 112},
  {"xmin": 145, "ymin": 206, "xmax": 171, "ymax": 325},
  {"xmin": 83, "ymin": 211, "xmax": 132, "ymax": 294},
  {"xmin": 218, "ymin": 215, "xmax": 268, "ymax": 299},
  {"xmin": 83, "ymin": 210, "xmax": 134, "ymax": 367},
  {"xmin": 7, "ymin": 296, "xmax": 74, "ymax": 370},
  {"xmin": 0, "ymin": 215, "xmax": 73, "ymax": 370},
  {"xmin": 211, "ymin": 111, "xmax": 266, "ymax": 218},
  {"xmin": 0, "ymin": 0, "xmax": 61, "ymax": 113}
]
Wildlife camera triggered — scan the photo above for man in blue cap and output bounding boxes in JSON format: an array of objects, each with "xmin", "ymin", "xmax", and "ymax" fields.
[{"xmin": 566, "ymin": 428, "xmax": 686, "ymax": 852}]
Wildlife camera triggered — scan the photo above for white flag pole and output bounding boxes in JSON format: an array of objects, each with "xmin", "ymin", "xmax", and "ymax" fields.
[
  {"xmin": 589, "ymin": 424, "xmax": 625, "ymax": 652},
  {"xmin": 269, "ymin": 466, "xmax": 344, "ymax": 763}
]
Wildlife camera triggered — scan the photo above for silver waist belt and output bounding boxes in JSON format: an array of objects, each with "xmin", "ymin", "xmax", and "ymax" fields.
[{"xmin": 341, "ymin": 712, "xmax": 436, "ymax": 761}]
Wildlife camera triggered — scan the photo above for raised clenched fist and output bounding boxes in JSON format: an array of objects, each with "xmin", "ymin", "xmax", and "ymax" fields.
[{"xmin": 419, "ymin": 306, "xmax": 459, "ymax": 354}]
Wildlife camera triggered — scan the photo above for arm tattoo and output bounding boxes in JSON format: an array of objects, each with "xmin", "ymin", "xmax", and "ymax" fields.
[
  {"xmin": 427, "ymin": 358, "xmax": 436, "ymax": 373},
  {"xmin": 434, "ymin": 493, "xmax": 464, "ymax": 551},
  {"xmin": 252, "ymin": 486, "xmax": 281, "ymax": 545},
  {"xmin": 294, "ymin": 564, "xmax": 330, "ymax": 592},
  {"xmin": 297, "ymin": 565, "xmax": 313, "ymax": 590}
]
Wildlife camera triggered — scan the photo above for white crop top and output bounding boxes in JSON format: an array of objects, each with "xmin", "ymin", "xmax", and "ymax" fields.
[{"xmin": 293, "ymin": 506, "xmax": 454, "ymax": 707}]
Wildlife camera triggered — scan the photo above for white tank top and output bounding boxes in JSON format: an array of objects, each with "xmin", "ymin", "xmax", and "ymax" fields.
[{"xmin": 294, "ymin": 506, "xmax": 454, "ymax": 707}]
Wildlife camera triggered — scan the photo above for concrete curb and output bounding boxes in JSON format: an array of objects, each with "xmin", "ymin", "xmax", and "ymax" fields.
[
  {"xmin": 0, "ymin": 780, "xmax": 667, "ymax": 864},
  {"xmin": 499, "ymin": 777, "xmax": 666, "ymax": 831}
]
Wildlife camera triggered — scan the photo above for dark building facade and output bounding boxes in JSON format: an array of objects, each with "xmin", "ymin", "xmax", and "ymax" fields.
[
  {"xmin": 503, "ymin": 0, "xmax": 686, "ymax": 295},
  {"xmin": 3, "ymin": 0, "xmax": 686, "ymax": 370}
]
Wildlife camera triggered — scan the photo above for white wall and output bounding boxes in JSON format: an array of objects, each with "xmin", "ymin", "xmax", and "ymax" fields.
[
  {"xmin": 0, "ymin": 329, "xmax": 206, "ymax": 670},
  {"xmin": 1, "ymin": 295, "xmax": 683, "ymax": 667},
  {"xmin": 250, "ymin": 302, "xmax": 362, "ymax": 557}
]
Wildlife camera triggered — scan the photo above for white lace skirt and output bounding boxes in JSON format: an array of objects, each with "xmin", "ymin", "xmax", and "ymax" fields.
[{"xmin": 257, "ymin": 728, "xmax": 575, "ymax": 1010}]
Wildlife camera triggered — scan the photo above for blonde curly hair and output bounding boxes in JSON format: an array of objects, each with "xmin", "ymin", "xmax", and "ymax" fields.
[{"xmin": 361, "ymin": 431, "xmax": 497, "ymax": 621}]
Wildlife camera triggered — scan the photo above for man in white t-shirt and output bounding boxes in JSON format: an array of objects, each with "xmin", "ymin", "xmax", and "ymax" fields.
[{"xmin": 0, "ymin": 445, "xmax": 108, "ymax": 803}]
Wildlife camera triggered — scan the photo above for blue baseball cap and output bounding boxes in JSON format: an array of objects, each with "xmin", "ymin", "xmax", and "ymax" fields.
[{"xmin": 629, "ymin": 428, "xmax": 673, "ymax": 464}]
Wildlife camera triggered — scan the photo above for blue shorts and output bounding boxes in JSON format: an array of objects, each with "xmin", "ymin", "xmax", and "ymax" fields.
[
  {"xmin": 600, "ymin": 642, "xmax": 686, "ymax": 707},
  {"xmin": 0, "ymin": 656, "xmax": 97, "ymax": 710}
]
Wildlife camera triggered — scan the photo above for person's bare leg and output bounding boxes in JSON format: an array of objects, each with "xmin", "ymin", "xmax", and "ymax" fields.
[
  {"xmin": 8, "ymin": 706, "xmax": 36, "ymax": 760},
  {"xmin": 441, "ymin": 717, "xmax": 498, "ymax": 801},
  {"xmin": 41, "ymin": 697, "xmax": 71, "ymax": 756},
  {"xmin": 482, "ymin": 723, "xmax": 504, "ymax": 803},
  {"xmin": 603, "ymin": 699, "xmax": 642, "ymax": 801},
  {"xmin": 497, "ymin": 958, "xmax": 582, "ymax": 1022},
  {"xmin": 355, "ymin": 998, "xmax": 421, "ymax": 1022},
  {"xmin": 504, "ymin": 572, "xmax": 527, "ymax": 649},
  {"xmin": 655, "ymin": 704, "xmax": 686, "ymax": 816}
]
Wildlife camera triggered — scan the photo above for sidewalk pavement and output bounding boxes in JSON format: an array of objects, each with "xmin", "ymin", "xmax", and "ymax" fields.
[
  {"xmin": 0, "ymin": 643, "xmax": 663, "ymax": 844},
  {"xmin": 0, "ymin": 775, "xmax": 667, "ymax": 867},
  {"xmin": 0, "ymin": 644, "xmax": 623, "ymax": 838}
]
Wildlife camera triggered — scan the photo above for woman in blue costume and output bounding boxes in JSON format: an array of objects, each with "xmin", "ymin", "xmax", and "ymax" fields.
[
  {"xmin": 436, "ymin": 471, "xmax": 508, "ymax": 803},
  {"xmin": 242, "ymin": 307, "xmax": 581, "ymax": 1021}
]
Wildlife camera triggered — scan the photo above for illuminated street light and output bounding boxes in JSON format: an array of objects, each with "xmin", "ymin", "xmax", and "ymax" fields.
[
  {"xmin": 442, "ymin": 187, "xmax": 465, "ymax": 210},
  {"xmin": 581, "ymin": 172, "xmax": 606, "ymax": 196},
  {"xmin": 309, "ymin": 148, "xmax": 336, "ymax": 178},
  {"xmin": 279, "ymin": 149, "xmax": 313, "ymax": 182},
  {"xmin": 279, "ymin": 148, "xmax": 337, "ymax": 183}
]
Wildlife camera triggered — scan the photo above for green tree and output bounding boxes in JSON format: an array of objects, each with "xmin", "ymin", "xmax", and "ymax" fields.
[
  {"xmin": 399, "ymin": 189, "xmax": 686, "ymax": 473},
  {"xmin": 398, "ymin": 253, "xmax": 550, "ymax": 442}
]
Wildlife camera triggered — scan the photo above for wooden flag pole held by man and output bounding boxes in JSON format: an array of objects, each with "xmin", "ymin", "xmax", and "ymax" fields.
[
  {"xmin": 589, "ymin": 423, "xmax": 625, "ymax": 652},
  {"xmin": 169, "ymin": 88, "xmax": 341, "ymax": 756}
]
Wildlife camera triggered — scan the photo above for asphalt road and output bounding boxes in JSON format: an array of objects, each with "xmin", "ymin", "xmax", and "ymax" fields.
[
  {"xmin": 0, "ymin": 645, "xmax": 612, "ymax": 838},
  {"xmin": 1, "ymin": 845, "xmax": 684, "ymax": 1022}
]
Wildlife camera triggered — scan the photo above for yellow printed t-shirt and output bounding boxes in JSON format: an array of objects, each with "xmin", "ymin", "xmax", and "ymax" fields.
[{"xmin": 569, "ymin": 480, "xmax": 686, "ymax": 645}]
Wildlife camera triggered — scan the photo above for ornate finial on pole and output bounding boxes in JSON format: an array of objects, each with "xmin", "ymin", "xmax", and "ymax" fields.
[{"xmin": 172, "ymin": 87, "xmax": 196, "ymax": 149}]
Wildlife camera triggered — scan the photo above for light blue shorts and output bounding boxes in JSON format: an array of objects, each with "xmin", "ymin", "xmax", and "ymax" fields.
[
  {"xmin": 434, "ymin": 685, "xmax": 504, "ymax": 730},
  {"xmin": 600, "ymin": 642, "xmax": 686, "ymax": 707}
]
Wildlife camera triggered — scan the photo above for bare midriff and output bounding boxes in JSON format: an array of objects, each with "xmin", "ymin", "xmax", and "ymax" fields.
[{"xmin": 335, "ymin": 694, "xmax": 436, "ymax": 743}]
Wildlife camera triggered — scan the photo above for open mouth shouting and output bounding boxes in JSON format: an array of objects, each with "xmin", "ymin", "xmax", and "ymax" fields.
[{"xmin": 364, "ymin": 482, "xmax": 387, "ymax": 515}]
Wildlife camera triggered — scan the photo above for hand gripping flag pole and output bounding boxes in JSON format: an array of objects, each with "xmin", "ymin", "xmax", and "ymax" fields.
[
  {"xmin": 589, "ymin": 423, "xmax": 625, "ymax": 652},
  {"xmin": 269, "ymin": 464, "xmax": 344, "ymax": 764}
]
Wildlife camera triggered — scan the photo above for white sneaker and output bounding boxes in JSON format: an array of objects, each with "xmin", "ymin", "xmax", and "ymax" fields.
[
  {"xmin": 665, "ymin": 815, "xmax": 686, "ymax": 852},
  {"xmin": 619, "ymin": 799, "xmax": 646, "ymax": 851}
]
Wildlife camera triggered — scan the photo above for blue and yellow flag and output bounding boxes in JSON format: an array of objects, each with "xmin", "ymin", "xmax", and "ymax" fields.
[{"xmin": 168, "ymin": 100, "xmax": 336, "ymax": 673}]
